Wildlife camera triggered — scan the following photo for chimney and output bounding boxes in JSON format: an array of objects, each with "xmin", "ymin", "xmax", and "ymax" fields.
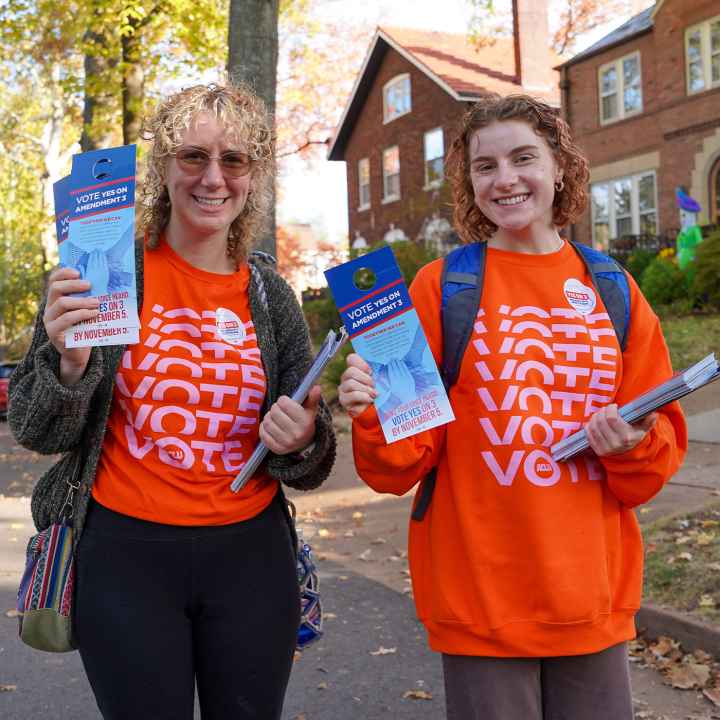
[{"xmin": 512, "ymin": 0, "xmax": 556, "ymax": 95}]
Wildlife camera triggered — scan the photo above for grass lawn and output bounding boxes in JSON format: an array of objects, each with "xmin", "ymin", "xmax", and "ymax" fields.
[
  {"xmin": 660, "ymin": 313, "xmax": 720, "ymax": 369},
  {"xmin": 643, "ymin": 504, "xmax": 720, "ymax": 624}
]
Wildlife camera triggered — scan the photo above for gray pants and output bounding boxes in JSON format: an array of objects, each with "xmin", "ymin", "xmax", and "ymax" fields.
[{"xmin": 443, "ymin": 642, "xmax": 633, "ymax": 720}]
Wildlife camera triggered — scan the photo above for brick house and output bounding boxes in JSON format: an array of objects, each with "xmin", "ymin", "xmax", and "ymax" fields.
[
  {"xmin": 558, "ymin": 0, "xmax": 720, "ymax": 251},
  {"xmin": 328, "ymin": 0, "xmax": 560, "ymax": 252}
]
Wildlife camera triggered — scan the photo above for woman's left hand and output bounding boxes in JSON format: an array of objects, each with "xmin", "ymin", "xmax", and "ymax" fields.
[
  {"xmin": 585, "ymin": 403, "xmax": 658, "ymax": 457},
  {"xmin": 259, "ymin": 385, "xmax": 322, "ymax": 455}
]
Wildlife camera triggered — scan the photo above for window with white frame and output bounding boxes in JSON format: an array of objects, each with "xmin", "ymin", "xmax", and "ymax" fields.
[
  {"xmin": 382, "ymin": 146, "xmax": 400, "ymax": 201},
  {"xmin": 685, "ymin": 16, "xmax": 720, "ymax": 95},
  {"xmin": 358, "ymin": 158, "xmax": 370, "ymax": 210},
  {"xmin": 383, "ymin": 74, "xmax": 411, "ymax": 123},
  {"xmin": 591, "ymin": 171, "xmax": 657, "ymax": 249},
  {"xmin": 424, "ymin": 128, "xmax": 444, "ymax": 187},
  {"xmin": 598, "ymin": 52, "xmax": 642, "ymax": 123}
]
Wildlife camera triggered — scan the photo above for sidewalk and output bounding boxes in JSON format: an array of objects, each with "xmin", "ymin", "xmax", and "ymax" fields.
[{"xmin": 1, "ymin": 389, "xmax": 719, "ymax": 719}]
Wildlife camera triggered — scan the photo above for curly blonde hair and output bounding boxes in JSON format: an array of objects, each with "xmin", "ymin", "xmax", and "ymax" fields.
[
  {"xmin": 141, "ymin": 83, "xmax": 274, "ymax": 263},
  {"xmin": 446, "ymin": 94, "xmax": 589, "ymax": 244}
]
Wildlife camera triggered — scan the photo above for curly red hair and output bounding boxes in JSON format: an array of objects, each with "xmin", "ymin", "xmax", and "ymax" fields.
[{"xmin": 446, "ymin": 94, "xmax": 589, "ymax": 244}]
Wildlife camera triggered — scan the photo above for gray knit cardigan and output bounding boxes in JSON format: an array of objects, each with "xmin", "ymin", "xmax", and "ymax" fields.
[{"xmin": 8, "ymin": 244, "xmax": 336, "ymax": 547}]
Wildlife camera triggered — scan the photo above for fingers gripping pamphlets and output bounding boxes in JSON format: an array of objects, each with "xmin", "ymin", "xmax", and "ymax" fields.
[
  {"xmin": 53, "ymin": 145, "xmax": 140, "ymax": 348},
  {"xmin": 230, "ymin": 328, "xmax": 349, "ymax": 492},
  {"xmin": 325, "ymin": 247, "xmax": 454, "ymax": 444}
]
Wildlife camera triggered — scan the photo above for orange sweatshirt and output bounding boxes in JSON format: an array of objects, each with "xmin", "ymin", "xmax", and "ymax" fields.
[
  {"xmin": 352, "ymin": 242, "xmax": 687, "ymax": 657},
  {"xmin": 93, "ymin": 239, "xmax": 277, "ymax": 525}
]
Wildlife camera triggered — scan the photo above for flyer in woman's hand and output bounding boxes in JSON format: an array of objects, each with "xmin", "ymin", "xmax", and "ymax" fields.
[
  {"xmin": 325, "ymin": 247, "xmax": 454, "ymax": 443},
  {"xmin": 54, "ymin": 145, "xmax": 140, "ymax": 348}
]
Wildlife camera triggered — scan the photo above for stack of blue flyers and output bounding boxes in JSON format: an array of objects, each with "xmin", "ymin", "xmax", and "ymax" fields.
[
  {"xmin": 53, "ymin": 145, "xmax": 140, "ymax": 348},
  {"xmin": 325, "ymin": 247, "xmax": 454, "ymax": 443}
]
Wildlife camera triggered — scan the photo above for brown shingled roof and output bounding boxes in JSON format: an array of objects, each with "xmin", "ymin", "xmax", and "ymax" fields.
[{"xmin": 380, "ymin": 26, "xmax": 560, "ymax": 102}]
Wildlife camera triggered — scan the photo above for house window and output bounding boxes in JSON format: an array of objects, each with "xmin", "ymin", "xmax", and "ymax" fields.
[
  {"xmin": 424, "ymin": 128, "xmax": 444, "ymax": 187},
  {"xmin": 685, "ymin": 16, "xmax": 720, "ymax": 95},
  {"xmin": 598, "ymin": 52, "xmax": 642, "ymax": 123},
  {"xmin": 382, "ymin": 146, "xmax": 400, "ymax": 202},
  {"xmin": 358, "ymin": 158, "xmax": 370, "ymax": 210},
  {"xmin": 590, "ymin": 171, "xmax": 657, "ymax": 249},
  {"xmin": 383, "ymin": 74, "xmax": 411, "ymax": 123}
]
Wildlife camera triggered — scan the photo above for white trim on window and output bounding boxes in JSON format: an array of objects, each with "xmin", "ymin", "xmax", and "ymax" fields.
[
  {"xmin": 382, "ymin": 73, "xmax": 411, "ymax": 124},
  {"xmin": 685, "ymin": 15, "xmax": 720, "ymax": 95},
  {"xmin": 590, "ymin": 170, "xmax": 658, "ymax": 250},
  {"xmin": 598, "ymin": 51, "xmax": 643, "ymax": 125},
  {"xmin": 423, "ymin": 127, "xmax": 444, "ymax": 189},
  {"xmin": 382, "ymin": 145, "xmax": 401, "ymax": 203},
  {"xmin": 357, "ymin": 158, "xmax": 370, "ymax": 211}
]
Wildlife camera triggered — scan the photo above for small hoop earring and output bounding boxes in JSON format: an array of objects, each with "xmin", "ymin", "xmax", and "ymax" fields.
[{"xmin": 555, "ymin": 178, "xmax": 565, "ymax": 192}]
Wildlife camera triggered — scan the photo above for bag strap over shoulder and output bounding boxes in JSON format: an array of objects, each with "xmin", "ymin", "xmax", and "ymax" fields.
[
  {"xmin": 411, "ymin": 243, "xmax": 485, "ymax": 521},
  {"xmin": 569, "ymin": 242, "xmax": 631, "ymax": 352},
  {"xmin": 439, "ymin": 242, "xmax": 486, "ymax": 390}
]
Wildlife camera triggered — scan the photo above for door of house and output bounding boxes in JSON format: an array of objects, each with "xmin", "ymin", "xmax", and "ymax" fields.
[{"xmin": 711, "ymin": 156, "xmax": 720, "ymax": 223}]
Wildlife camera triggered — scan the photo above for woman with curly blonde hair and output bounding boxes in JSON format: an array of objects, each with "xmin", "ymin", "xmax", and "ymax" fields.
[
  {"xmin": 9, "ymin": 83, "xmax": 336, "ymax": 719},
  {"xmin": 338, "ymin": 93, "xmax": 686, "ymax": 719}
]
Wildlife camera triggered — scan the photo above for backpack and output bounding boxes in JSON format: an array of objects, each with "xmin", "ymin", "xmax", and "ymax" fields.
[{"xmin": 410, "ymin": 240, "xmax": 631, "ymax": 521}]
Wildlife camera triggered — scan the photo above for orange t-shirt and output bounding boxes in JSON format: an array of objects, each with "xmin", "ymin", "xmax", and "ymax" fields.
[
  {"xmin": 352, "ymin": 242, "xmax": 687, "ymax": 656},
  {"xmin": 93, "ymin": 240, "xmax": 277, "ymax": 525}
]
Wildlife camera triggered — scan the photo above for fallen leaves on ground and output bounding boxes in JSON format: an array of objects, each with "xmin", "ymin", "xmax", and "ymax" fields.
[
  {"xmin": 704, "ymin": 687, "xmax": 720, "ymax": 707},
  {"xmin": 402, "ymin": 689, "xmax": 433, "ymax": 700},
  {"xmin": 630, "ymin": 634, "xmax": 720, "ymax": 696},
  {"xmin": 369, "ymin": 646, "xmax": 397, "ymax": 656},
  {"xmin": 358, "ymin": 549, "xmax": 372, "ymax": 561},
  {"xmin": 665, "ymin": 662, "xmax": 711, "ymax": 689}
]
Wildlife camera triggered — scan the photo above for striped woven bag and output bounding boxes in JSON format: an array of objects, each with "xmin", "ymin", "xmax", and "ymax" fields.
[
  {"xmin": 17, "ymin": 453, "xmax": 81, "ymax": 653},
  {"xmin": 16, "ymin": 521, "xmax": 76, "ymax": 652}
]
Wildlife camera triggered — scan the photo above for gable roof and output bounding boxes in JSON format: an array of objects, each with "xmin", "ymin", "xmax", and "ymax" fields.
[
  {"xmin": 559, "ymin": 5, "xmax": 655, "ymax": 68},
  {"xmin": 328, "ymin": 26, "xmax": 559, "ymax": 161}
]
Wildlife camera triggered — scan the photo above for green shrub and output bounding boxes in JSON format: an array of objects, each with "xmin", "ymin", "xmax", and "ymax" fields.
[
  {"xmin": 390, "ymin": 240, "xmax": 440, "ymax": 285},
  {"xmin": 302, "ymin": 298, "xmax": 340, "ymax": 344},
  {"xmin": 353, "ymin": 240, "xmax": 440, "ymax": 286},
  {"xmin": 690, "ymin": 230, "xmax": 720, "ymax": 311},
  {"xmin": 623, "ymin": 248, "xmax": 656, "ymax": 283},
  {"xmin": 319, "ymin": 343, "xmax": 353, "ymax": 405},
  {"xmin": 640, "ymin": 255, "xmax": 688, "ymax": 309}
]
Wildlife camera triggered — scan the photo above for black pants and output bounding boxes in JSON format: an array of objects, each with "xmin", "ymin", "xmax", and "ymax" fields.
[{"xmin": 74, "ymin": 494, "xmax": 300, "ymax": 720}]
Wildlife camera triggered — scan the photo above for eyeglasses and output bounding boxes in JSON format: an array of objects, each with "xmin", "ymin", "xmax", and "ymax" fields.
[{"xmin": 173, "ymin": 148, "xmax": 252, "ymax": 178}]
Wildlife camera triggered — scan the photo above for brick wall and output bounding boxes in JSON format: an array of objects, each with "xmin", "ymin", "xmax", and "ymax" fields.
[
  {"xmin": 344, "ymin": 48, "xmax": 470, "ymax": 246},
  {"xmin": 566, "ymin": 0, "xmax": 720, "ymax": 245}
]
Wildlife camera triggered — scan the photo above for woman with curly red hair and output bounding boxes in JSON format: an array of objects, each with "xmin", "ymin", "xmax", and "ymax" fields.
[{"xmin": 339, "ymin": 94, "xmax": 686, "ymax": 719}]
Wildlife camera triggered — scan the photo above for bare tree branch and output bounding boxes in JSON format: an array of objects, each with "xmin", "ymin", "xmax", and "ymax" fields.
[{"xmin": 277, "ymin": 137, "xmax": 330, "ymax": 158}]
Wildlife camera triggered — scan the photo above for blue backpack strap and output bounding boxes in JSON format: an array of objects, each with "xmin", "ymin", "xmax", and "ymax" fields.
[
  {"xmin": 440, "ymin": 242, "xmax": 487, "ymax": 388},
  {"xmin": 411, "ymin": 242, "xmax": 485, "ymax": 522},
  {"xmin": 570, "ymin": 242, "xmax": 631, "ymax": 352}
]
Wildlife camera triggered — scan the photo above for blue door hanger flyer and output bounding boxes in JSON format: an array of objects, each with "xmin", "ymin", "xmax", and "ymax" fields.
[
  {"xmin": 56, "ymin": 144, "xmax": 140, "ymax": 348},
  {"xmin": 325, "ymin": 247, "xmax": 454, "ymax": 443}
]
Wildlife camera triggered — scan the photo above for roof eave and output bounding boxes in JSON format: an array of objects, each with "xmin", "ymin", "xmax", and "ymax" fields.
[
  {"xmin": 328, "ymin": 28, "xmax": 466, "ymax": 162},
  {"xmin": 327, "ymin": 31, "xmax": 385, "ymax": 162},
  {"xmin": 557, "ymin": 25, "xmax": 653, "ymax": 69}
]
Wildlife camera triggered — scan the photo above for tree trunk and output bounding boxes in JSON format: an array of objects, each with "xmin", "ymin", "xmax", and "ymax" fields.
[
  {"xmin": 80, "ymin": 28, "xmax": 117, "ymax": 152},
  {"xmin": 122, "ymin": 26, "xmax": 145, "ymax": 145},
  {"xmin": 227, "ymin": 0, "xmax": 280, "ymax": 257}
]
